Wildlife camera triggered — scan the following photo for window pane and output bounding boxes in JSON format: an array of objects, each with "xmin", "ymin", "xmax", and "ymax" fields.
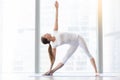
[
  {"xmin": 103, "ymin": 0, "xmax": 120, "ymax": 72},
  {"xmin": 0, "ymin": 0, "xmax": 2, "ymax": 73},
  {"xmin": 2, "ymin": 0, "xmax": 35, "ymax": 73},
  {"xmin": 40, "ymin": 0, "xmax": 98, "ymax": 73}
]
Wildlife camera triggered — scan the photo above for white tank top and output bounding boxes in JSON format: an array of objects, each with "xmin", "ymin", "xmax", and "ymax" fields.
[{"xmin": 51, "ymin": 31, "xmax": 79, "ymax": 48}]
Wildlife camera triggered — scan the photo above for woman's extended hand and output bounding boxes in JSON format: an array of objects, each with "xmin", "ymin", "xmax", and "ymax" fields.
[
  {"xmin": 55, "ymin": 1, "xmax": 59, "ymax": 9},
  {"xmin": 42, "ymin": 70, "xmax": 53, "ymax": 76}
]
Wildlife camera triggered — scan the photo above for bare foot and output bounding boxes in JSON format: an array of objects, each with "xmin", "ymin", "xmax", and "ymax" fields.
[{"xmin": 95, "ymin": 73, "xmax": 100, "ymax": 77}]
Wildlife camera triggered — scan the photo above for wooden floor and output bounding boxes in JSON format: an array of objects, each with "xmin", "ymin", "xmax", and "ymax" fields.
[{"xmin": 1, "ymin": 73, "xmax": 120, "ymax": 80}]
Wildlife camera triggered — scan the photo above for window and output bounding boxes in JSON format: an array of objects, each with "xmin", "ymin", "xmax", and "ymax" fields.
[
  {"xmin": 40, "ymin": 0, "xmax": 98, "ymax": 73},
  {"xmin": 103, "ymin": 0, "xmax": 120, "ymax": 72},
  {"xmin": 2, "ymin": 0, "xmax": 35, "ymax": 73}
]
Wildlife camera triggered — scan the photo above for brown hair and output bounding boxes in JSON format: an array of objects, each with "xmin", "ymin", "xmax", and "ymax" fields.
[{"xmin": 41, "ymin": 37, "xmax": 55, "ymax": 70}]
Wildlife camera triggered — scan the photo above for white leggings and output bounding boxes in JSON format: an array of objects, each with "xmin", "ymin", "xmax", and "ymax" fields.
[{"xmin": 60, "ymin": 36, "xmax": 93, "ymax": 64}]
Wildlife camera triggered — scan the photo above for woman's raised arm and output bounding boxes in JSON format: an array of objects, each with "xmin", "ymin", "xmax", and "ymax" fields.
[{"xmin": 54, "ymin": 1, "xmax": 59, "ymax": 31}]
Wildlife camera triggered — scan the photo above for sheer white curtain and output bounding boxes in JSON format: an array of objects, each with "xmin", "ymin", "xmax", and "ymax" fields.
[
  {"xmin": 103, "ymin": 0, "xmax": 120, "ymax": 72},
  {"xmin": 40, "ymin": 0, "xmax": 98, "ymax": 73}
]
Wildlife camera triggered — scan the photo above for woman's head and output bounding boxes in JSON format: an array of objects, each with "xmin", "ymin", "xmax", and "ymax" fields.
[
  {"xmin": 41, "ymin": 37, "xmax": 50, "ymax": 44},
  {"xmin": 41, "ymin": 33, "xmax": 51, "ymax": 44}
]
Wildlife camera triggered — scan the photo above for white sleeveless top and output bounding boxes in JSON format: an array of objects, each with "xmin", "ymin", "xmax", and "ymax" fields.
[{"xmin": 51, "ymin": 31, "xmax": 79, "ymax": 48}]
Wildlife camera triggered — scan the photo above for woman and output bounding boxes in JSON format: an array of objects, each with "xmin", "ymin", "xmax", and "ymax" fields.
[{"xmin": 41, "ymin": 1, "xmax": 98, "ymax": 76}]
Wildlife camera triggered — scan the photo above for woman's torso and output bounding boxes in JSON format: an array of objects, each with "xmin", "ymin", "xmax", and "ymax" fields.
[{"xmin": 51, "ymin": 31, "xmax": 79, "ymax": 48}]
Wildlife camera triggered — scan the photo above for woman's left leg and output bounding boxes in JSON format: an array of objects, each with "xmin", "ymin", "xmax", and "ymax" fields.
[
  {"xmin": 47, "ymin": 44, "xmax": 78, "ymax": 75},
  {"xmin": 78, "ymin": 36, "xmax": 98, "ymax": 75}
]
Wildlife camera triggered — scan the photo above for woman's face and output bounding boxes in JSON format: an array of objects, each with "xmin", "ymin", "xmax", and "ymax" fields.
[{"xmin": 43, "ymin": 33, "xmax": 51, "ymax": 40}]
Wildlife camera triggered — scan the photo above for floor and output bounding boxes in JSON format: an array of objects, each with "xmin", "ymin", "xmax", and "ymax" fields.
[{"xmin": 1, "ymin": 73, "xmax": 120, "ymax": 80}]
